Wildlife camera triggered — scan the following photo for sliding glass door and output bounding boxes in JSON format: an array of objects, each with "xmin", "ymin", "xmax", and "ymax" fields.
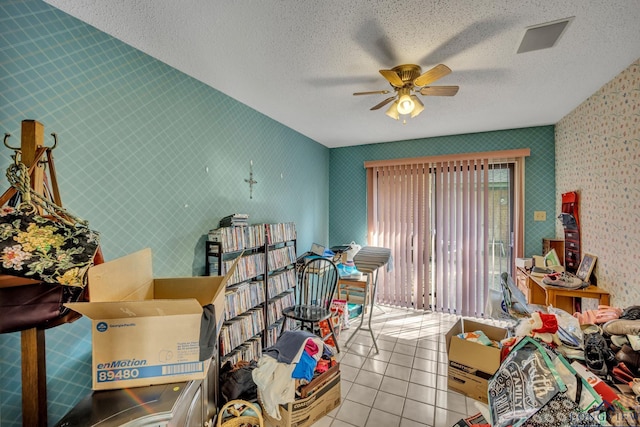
[{"xmin": 366, "ymin": 151, "xmax": 523, "ymax": 317}]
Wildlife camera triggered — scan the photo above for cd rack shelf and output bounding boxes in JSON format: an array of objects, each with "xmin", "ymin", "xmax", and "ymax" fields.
[{"xmin": 206, "ymin": 222, "xmax": 297, "ymax": 365}]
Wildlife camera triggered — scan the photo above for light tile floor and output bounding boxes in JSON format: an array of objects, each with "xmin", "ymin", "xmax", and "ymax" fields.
[{"xmin": 311, "ymin": 305, "xmax": 499, "ymax": 427}]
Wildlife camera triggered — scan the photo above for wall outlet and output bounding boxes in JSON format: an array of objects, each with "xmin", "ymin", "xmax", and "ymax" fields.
[{"xmin": 534, "ymin": 211, "xmax": 547, "ymax": 221}]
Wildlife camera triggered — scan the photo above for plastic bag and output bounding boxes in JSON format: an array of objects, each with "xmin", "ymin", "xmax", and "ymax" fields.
[
  {"xmin": 486, "ymin": 288, "xmax": 516, "ymax": 321},
  {"xmin": 331, "ymin": 299, "xmax": 349, "ymax": 329},
  {"xmin": 345, "ymin": 241, "xmax": 361, "ymax": 262},
  {"xmin": 548, "ymin": 306, "xmax": 583, "ymax": 349}
]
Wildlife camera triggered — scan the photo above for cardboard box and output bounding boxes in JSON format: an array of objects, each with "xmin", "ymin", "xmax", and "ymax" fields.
[
  {"xmin": 65, "ymin": 248, "xmax": 237, "ymax": 390},
  {"xmin": 264, "ymin": 372, "xmax": 341, "ymax": 427},
  {"xmin": 445, "ymin": 318, "xmax": 508, "ymax": 403},
  {"xmin": 299, "ymin": 362, "xmax": 340, "ymax": 398}
]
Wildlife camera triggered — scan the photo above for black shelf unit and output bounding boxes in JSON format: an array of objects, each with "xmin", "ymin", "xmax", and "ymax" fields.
[{"xmin": 206, "ymin": 223, "xmax": 297, "ymax": 365}]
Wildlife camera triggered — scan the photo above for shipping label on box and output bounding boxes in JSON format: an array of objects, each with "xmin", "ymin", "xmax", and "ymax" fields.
[
  {"xmin": 65, "ymin": 248, "xmax": 237, "ymax": 390},
  {"xmin": 264, "ymin": 373, "xmax": 341, "ymax": 427}
]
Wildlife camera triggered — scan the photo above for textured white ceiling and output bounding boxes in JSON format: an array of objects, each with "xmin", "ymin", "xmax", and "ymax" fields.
[{"xmin": 44, "ymin": 0, "xmax": 640, "ymax": 148}]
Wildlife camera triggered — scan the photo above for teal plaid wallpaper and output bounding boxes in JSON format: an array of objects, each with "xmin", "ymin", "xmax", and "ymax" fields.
[
  {"xmin": 0, "ymin": 1, "xmax": 557, "ymax": 426},
  {"xmin": 0, "ymin": 1, "xmax": 329, "ymax": 425},
  {"xmin": 329, "ymin": 126, "xmax": 557, "ymax": 257}
]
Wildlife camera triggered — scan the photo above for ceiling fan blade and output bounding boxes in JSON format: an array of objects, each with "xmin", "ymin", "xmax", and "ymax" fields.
[
  {"xmin": 379, "ymin": 69, "xmax": 404, "ymax": 87},
  {"xmin": 419, "ymin": 18, "xmax": 510, "ymax": 66},
  {"xmin": 353, "ymin": 90, "xmax": 390, "ymax": 96},
  {"xmin": 413, "ymin": 64, "xmax": 452, "ymax": 87},
  {"xmin": 370, "ymin": 96, "xmax": 396, "ymax": 110},
  {"xmin": 419, "ymin": 86, "xmax": 459, "ymax": 96},
  {"xmin": 355, "ymin": 19, "xmax": 398, "ymax": 65}
]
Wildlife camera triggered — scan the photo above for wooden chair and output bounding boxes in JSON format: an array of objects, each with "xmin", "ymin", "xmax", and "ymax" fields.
[{"xmin": 280, "ymin": 257, "xmax": 340, "ymax": 352}]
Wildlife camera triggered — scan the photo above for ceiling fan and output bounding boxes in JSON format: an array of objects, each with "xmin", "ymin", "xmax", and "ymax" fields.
[{"xmin": 354, "ymin": 63, "xmax": 459, "ymax": 121}]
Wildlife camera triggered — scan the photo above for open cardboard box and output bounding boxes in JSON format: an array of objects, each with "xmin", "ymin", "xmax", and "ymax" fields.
[
  {"xmin": 263, "ymin": 372, "xmax": 341, "ymax": 427},
  {"xmin": 445, "ymin": 318, "xmax": 508, "ymax": 404},
  {"xmin": 66, "ymin": 248, "xmax": 237, "ymax": 390}
]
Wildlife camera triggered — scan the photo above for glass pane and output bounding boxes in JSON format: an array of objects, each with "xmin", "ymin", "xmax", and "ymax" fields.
[{"xmin": 487, "ymin": 163, "xmax": 513, "ymax": 291}]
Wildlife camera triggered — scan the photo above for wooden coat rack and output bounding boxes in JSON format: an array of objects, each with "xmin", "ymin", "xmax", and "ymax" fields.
[
  {"xmin": 0, "ymin": 120, "xmax": 50, "ymax": 427},
  {"xmin": 2, "ymin": 120, "xmax": 75, "ymax": 426}
]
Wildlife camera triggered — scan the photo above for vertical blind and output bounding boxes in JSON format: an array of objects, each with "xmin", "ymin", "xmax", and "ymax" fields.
[
  {"xmin": 433, "ymin": 159, "xmax": 489, "ymax": 317},
  {"xmin": 369, "ymin": 163, "xmax": 431, "ymax": 309},
  {"xmin": 365, "ymin": 149, "xmax": 529, "ymax": 317}
]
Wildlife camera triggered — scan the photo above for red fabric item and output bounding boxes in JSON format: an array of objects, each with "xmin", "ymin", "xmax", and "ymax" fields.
[
  {"xmin": 318, "ymin": 320, "xmax": 337, "ymax": 347},
  {"xmin": 532, "ymin": 312, "xmax": 558, "ymax": 334},
  {"xmin": 316, "ymin": 359, "xmax": 330, "ymax": 373},
  {"xmin": 500, "ymin": 336, "xmax": 519, "ymax": 362},
  {"xmin": 304, "ymin": 338, "xmax": 319, "ymax": 356}
]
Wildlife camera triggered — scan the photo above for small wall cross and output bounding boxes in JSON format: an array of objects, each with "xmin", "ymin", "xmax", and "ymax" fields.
[{"xmin": 244, "ymin": 160, "xmax": 257, "ymax": 199}]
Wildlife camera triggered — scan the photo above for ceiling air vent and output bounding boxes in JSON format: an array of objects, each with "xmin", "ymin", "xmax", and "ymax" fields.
[{"xmin": 517, "ymin": 17, "xmax": 573, "ymax": 54}]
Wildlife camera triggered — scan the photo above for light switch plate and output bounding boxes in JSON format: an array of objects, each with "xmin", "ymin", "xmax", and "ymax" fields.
[{"xmin": 534, "ymin": 211, "xmax": 546, "ymax": 221}]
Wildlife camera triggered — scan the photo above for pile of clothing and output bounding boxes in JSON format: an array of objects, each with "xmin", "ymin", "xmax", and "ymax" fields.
[
  {"xmin": 493, "ymin": 305, "xmax": 640, "ymax": 426},
  {"xmin": 252, "ymin": 330, "xmax": 336, "ymax": 420}
]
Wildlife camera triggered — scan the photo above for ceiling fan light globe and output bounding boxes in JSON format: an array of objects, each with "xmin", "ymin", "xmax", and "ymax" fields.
[
  {"xmin": 385, "ymin": 101, "xmax": 400, "ymax": 120},
  {"xmin": 410, "ymin": 104, "xmax": 424, "ymax": 118},
  {"xmin": 397, "ymin": 94, "xmax": 414, "ymax": 115},
  {"xmin": 410, "ymin": 95, "xmax": 424, "ymax": 118}
]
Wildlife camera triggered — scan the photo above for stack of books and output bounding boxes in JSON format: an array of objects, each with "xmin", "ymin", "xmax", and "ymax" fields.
[{"xmin": 219, "ymin": 213, "xmax": 249, "ymax": 228}]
